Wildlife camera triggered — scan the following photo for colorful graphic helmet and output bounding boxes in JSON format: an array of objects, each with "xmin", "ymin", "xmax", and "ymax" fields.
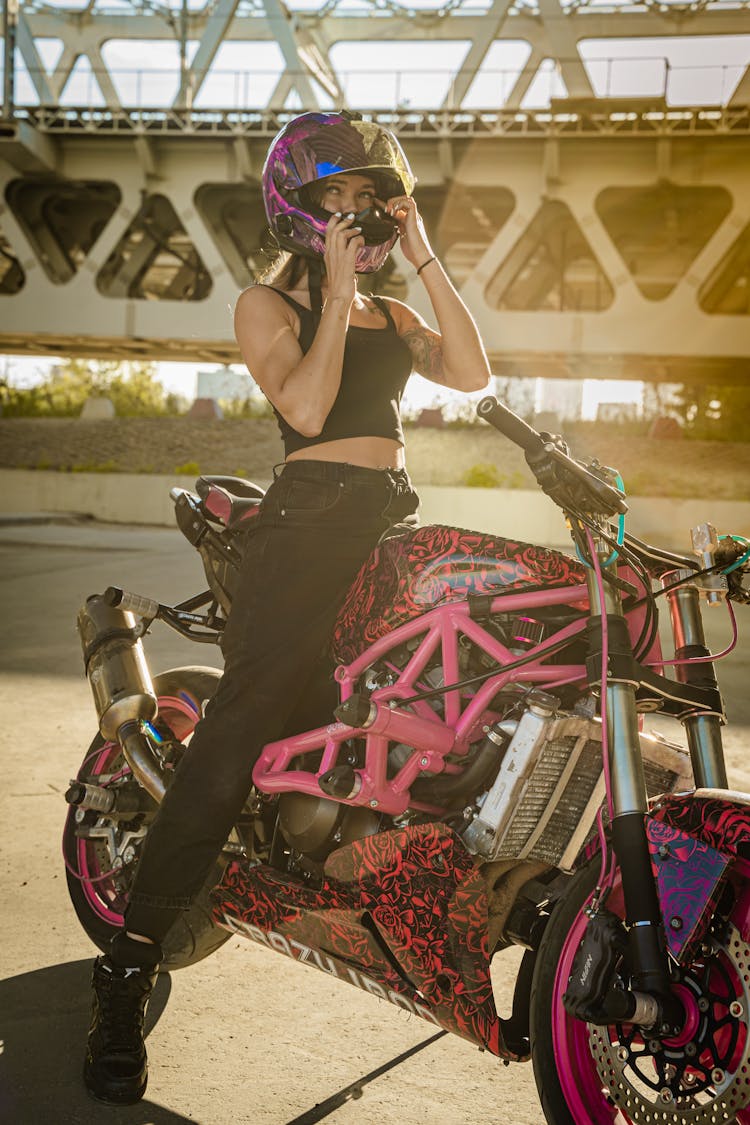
[{"xmin": 262, "ymin": 111, "xmax": 416, "ymax": 274}]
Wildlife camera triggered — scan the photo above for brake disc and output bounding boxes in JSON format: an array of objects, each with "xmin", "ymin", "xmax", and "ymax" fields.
[{"xmin": 587, "ymin": 922, "xmax": 750, "ymax": 1123}]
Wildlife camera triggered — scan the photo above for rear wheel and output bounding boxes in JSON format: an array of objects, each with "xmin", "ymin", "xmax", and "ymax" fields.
[
  {"xmin": 530, "ymin": 859, "xmax": 750, "ymax": 1123},
  {"xmin": 63, "ymin": 666, "xmax": 230, "ymax": 971}
]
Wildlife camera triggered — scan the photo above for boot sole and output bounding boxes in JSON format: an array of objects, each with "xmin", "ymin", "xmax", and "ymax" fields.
[{"xmin": 83, "ymin": 1060, "xmax": 148, "ymax": 1105}]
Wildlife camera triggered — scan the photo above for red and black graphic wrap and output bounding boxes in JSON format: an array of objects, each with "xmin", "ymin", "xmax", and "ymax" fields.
[
  {"xmin": 584, "ymin": 793, "xmax": 750, "ymax": 961},
  {"xmin": 210, "ymin": 823, "xmax": 521, "ymax": 1058},
  {"xmin": 331, "ymin": 524, "xmax": 586, "ymax": 665},
  {"xmin": 651, "ymin": 792, "xmax": 750, "ymax": 857},
  {"xmin": 646, "ymin": 818, "xmax": 731, "ymax": 961}
]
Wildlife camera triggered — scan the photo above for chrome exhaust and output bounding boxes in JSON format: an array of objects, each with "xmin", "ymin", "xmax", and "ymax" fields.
[{"xmin": 77, "ymin": 594, "xmax": 166, "ymax": 802}]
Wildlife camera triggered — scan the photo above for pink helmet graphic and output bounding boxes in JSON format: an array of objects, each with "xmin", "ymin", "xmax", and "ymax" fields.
[{"xmin": 261, "ymin": 111, "xmax": 417, "ymax": 274}]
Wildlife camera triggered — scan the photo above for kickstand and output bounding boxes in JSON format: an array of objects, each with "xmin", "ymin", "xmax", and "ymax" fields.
[{"xmin": 284, "ymin": 1030, "xmax": 448, "ymax": 1125}]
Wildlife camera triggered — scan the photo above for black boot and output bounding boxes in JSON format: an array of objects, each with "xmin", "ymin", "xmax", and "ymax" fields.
[{"xmin": 84, "ymin": 933, "xmax": 161, "ymax": 1105}]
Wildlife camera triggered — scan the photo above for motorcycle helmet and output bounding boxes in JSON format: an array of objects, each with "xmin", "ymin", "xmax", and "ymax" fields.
[{"xmin": 262, "ymin": 110, "xmax": 416, "ymax": 274}]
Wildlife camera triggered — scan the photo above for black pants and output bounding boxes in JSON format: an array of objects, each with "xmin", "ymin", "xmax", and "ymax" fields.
[{"xmin": 125, "ymin": 460, "xmax": 419, "ymax": 941}]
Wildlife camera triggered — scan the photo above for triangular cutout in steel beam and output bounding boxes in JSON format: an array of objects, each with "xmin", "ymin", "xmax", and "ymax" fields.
[
  {"xmin": 486, "ymin": 200, "xmax": 614, "ymax": 312},
  {"xmin": 97, "ymin": 194, "xmax": 212, "ymax": 301},
  {"xmin": 596, "ymin": 183, "xmax": 732, "ymax": 300},
  {"xmin": 0, "ymin": 228, "xmax": 25, "ymax": 294},
  {"xmin": 417, "ymin": 183, "xmax": 515, "ymax": 286},
  {"xmin": 194, "ymin": 183, "xmax": 269, "ymax": 288},
  {"xmin": 699, "ymin": 220, "xmax": 750, "ymax": 316},
  {"xmin": 6, "ymin": 178, "xmax": 121, "ymax": 284}
]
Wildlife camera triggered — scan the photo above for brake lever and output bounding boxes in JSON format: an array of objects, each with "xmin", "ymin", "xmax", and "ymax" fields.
[{"xmin": 525, "ymin": 444, "xmax": 628, "ymax": 518}]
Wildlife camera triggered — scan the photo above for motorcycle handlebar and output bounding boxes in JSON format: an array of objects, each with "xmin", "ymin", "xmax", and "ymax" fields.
[
  {"xmin": 476, "ymin": 396, "xmax": 547, "ymax": 459},
  {"xmin": 104, "ymin": 586, "xmax": 161, "ymax": 620},
  {"xmin": 476, "ymin": 395, "xmax": 628, "ymax": 517}
]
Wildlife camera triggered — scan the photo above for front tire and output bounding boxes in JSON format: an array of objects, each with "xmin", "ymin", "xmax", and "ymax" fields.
[
  {"xmin": 530, "ymin": 858, "xmax": 750, "ymax": 1123},
  {"xmin": 63, "ymin": 666, "xmax": 230, "ymax": 971}
]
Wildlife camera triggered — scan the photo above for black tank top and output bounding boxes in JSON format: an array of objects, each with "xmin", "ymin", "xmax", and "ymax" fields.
[{"xmin": 266, "ymin": 288, "xmax": 413, "ymax": 457}]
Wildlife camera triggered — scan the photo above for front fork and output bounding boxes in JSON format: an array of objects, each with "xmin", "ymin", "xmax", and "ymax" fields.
[
  {"xmin": 581, "ymin": 539, "xmax": 727, "ymax": 1031},
  {"xmin": 663, "ymin": 572, "xmax": 727, "ymax": 789},
  {"xmin": 585, "ymin": 552, "xmax": 675, "ymax": 1026}
]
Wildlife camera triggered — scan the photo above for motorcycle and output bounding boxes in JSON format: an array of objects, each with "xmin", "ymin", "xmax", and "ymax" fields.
[{"xmin": 63, "ymin": 395, "xmax": 750, "ymax": 1123}]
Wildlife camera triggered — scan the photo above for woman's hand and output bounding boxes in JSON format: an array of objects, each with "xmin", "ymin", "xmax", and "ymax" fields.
[
  {"xmin": 385, "ymin": 195, "xmax": 432, "ymax": 270},
  {"xmin": 324, "ymin": 212, "xmax": 364, "ymax": 305}
]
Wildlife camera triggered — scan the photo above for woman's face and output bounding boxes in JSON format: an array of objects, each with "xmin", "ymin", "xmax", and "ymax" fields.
[{"xmin": 318, "ymin": 173, "xmax": 378, "ymax": 216}]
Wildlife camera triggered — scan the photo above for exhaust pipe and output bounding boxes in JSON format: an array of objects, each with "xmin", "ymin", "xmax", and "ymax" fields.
[{"xmin": 77, "ymin": 594, "xmax": 166, "ymax": 802}]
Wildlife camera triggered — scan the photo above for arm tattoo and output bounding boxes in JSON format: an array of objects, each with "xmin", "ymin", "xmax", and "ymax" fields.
[{"xmin": 402, "ymin": 324, "xmax": 445, "ymax": 383}]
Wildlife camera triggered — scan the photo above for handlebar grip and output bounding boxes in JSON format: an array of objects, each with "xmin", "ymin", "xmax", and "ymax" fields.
[
  {"xmin": 104, "ymin": 586, "xmax": 161, "ymax": 619},
  {"xmin": 476, "ymin": 396, "xmax": 546, "ymax": 457}
]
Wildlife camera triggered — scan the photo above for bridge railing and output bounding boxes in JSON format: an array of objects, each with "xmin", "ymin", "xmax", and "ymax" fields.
[{"xmin": 2, "ymin": 58, "xmax": 748, "ymax": 114}]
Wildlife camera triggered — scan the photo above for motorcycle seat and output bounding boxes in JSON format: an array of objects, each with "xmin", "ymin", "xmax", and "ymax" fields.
[{"xmin": 196, "ymin": 475, "xmax": 265, "ymax": 529}]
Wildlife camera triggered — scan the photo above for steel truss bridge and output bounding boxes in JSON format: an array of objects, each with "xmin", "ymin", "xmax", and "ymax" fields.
[{"xmin": 0, "ymin": 0, "xmax": 749, "ymax": 383}]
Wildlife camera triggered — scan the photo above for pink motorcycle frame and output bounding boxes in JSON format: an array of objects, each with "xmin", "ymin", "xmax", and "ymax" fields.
[{"xmin": 253, "ymin": 583, "xmax": 592, "ymax": 815}]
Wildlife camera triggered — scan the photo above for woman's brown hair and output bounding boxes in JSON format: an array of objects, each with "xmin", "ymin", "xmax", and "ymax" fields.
[{"xmin": 259, "ymin": 249, "xmax": 309, "ymax": 292}]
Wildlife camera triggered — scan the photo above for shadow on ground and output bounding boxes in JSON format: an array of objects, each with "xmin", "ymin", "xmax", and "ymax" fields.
[{"xmin": 0, "ymin": 960, "xmax": 192, "ymax": 1124}]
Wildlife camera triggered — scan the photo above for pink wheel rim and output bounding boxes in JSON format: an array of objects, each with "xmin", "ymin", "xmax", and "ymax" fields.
[
  {"xmin": 551, "ymin": 890, "xmax": 620, "ymax": 1123},
  {"xmin": 551, "ymin": 877, "xmax": 750, "ymax": 1123},
  {"xmin": 68, "ymin": 692, "xmax": 202, "ymax": 927}
]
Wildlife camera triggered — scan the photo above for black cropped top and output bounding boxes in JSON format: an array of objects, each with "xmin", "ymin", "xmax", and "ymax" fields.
[{"xmin": 266, "ymin": 288, "xmax": 413, "ymax": 457}]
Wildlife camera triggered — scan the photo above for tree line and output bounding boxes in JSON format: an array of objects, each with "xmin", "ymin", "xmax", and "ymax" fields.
[{"xmin": 1, "ymin": 359, "xmax": 747, "ymax": 441}]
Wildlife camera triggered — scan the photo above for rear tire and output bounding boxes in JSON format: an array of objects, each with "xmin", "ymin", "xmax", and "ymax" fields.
[{"xmin": 63, "ymin": 666, "xmax": 230, "ymax": 971}]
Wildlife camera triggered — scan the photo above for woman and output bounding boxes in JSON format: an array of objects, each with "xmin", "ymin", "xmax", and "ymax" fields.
[{"xmin": 83, "ymin": 110, "xmax": 491, "ymax": 1105}]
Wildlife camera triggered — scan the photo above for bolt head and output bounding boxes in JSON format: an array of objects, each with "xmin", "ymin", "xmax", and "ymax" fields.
[
  {"xmin": 711, "ymin": 1068, "xmax": 725, "ymax": 1086},
  {"xmin": 730, "ymin": 1000, "xmax": 744, "ymax": 1018},
  {"xmin": 659, "ymin": 1088, "xmax": 673, "ymax": 1103},
  {"xmin": 658, "ymin": 844, "xmax": 670, "ymax": 859},
  {"xmin": 369, "ymin": 799, "xmax": 378, "ymax": 808},
  {"xmin": 698, "ymin": 997, "xmax": 710, "ymax": 1012},
  {"xmin": 685, "ymin": 1042, "xmax": 697, "ymax": 1057},
  {"xmin": 669, "ymin": 915, "xmax": 683, "ymax": 931},
  {"xmin": 419, "ymin": 756, "xmax": 428, "ymax": 767},
  {"xmin": 617, "ymin": 1047, "xmax": 628, "ymax": 1061}
]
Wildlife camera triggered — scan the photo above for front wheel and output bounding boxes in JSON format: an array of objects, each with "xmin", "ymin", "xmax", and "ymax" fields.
[
  {"xmin": 63, "ymin": 666, "xmax": 230, "ymax": 971},
  {"xmin": 530, "ymin": 859, "xmax": 750, "ymax": 1124}
]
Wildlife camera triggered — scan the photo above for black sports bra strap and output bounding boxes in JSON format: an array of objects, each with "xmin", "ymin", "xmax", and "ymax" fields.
[
  {"xmin": 264, "ymin": 287, "xmax": 310, "ymax": 315},
  {"xmin": 308, "ymin": 258, "xmax": 323, "ymax": 317},
  {"xmin": 372, "ymin": 296, "xmax": 397, "ymax": 331}
]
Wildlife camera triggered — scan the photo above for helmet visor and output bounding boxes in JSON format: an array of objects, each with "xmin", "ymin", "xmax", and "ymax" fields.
[{"xmin": 288, "ymin": 120, "xmax": 416, "ymax": 197}]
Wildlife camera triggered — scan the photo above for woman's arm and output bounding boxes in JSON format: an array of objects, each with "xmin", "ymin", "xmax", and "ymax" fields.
[
  {"xmin": 385, "ymin": 196, "xmax": 491, "ymax": 394},
  {"xmin": 234, "ymin": 214, "xmax": 363, "ymax": 437}
]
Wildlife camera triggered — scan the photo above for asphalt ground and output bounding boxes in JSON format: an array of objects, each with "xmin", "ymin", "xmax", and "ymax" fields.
[{"xmin": 1, "ymin": 519, "xmax": 749, "ymax": 1125}]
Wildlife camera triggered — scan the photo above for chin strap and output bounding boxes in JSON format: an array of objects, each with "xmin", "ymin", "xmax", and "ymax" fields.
[{"xmin": 308, "ymin": 257, "xmax": 324, "ymax": 318}]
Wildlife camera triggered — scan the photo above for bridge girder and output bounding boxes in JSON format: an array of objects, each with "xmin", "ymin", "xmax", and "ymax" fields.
[
  {"xmin": 0, "ymin": 110, "xmax": 747, "ymax": 384},
  {"xmin": 1, "ymin": 2, "xmax": 749, "ymax": 383},
  {"xmin": 10, "ymin": 3, "xmax": 750, "ymax": 117}
]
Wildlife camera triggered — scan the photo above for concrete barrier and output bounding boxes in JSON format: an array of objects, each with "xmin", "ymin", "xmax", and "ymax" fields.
[{"xmin": 1, "ymin": 469, "xmax": 748, "ymax": 549}]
